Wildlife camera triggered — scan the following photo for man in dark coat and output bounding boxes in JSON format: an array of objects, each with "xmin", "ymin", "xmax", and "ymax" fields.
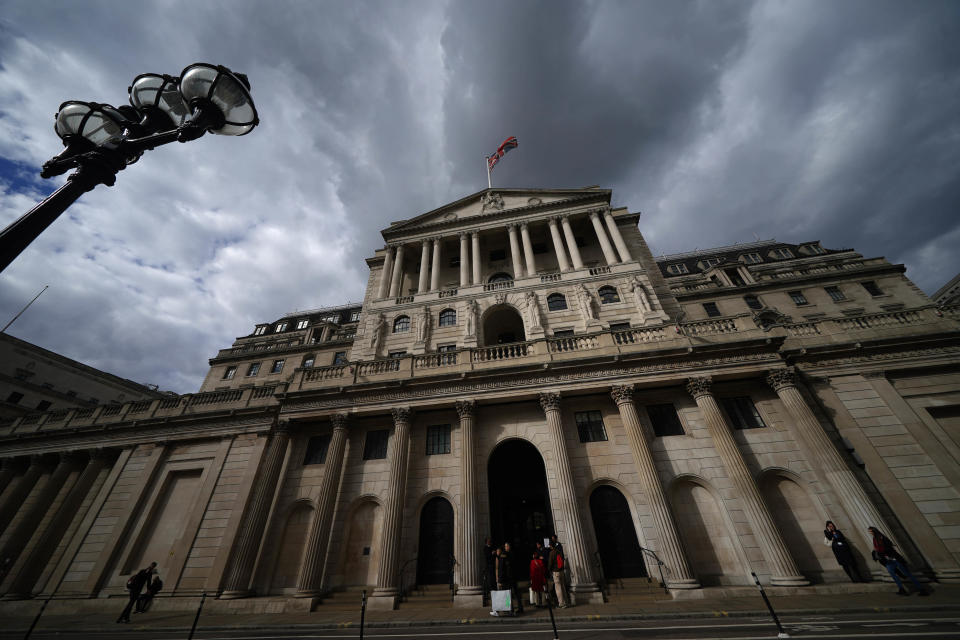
[
  {"xmin": 117, "ymin": 562, "xmax": 156, "ymax": 623},
  {"xmin": 135, "ymin": 574, "xmax": 164, "ymax": 613},
  {"xmin": 496, "ymin": 542, "xmax": 523, "ymax": 614},
  {"xmin": 483, "ymin": 537, "xmax": 496, "ymax": 600}
]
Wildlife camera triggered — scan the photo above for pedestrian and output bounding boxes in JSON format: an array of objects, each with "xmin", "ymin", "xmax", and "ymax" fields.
[
  {"xmin": 529, "ymin": 551, "xmax": 546, "ymax": 607},
  {"xmin": 868, "ymin": 527, "xmax": 928, "ymax": 596},
  {"xmin": 483, "ymin": 536, "xmax": 497, "ymax": 601},
  {"xmin": 117, "ymin": 562, "xmax": 155, "ymax": 623},
  {"xmin": 824, "ymin": 521, "xmax": 863, "ymax": 582},
  {"xmin": 135, "ymin": 574, "xmax": 163, "ymax": 613},
  {"xmin": 497, "ymin": 542, "xmax": 524, "ymax": 615},
  {"xmin": 548, "ymin": 538, "xmax": 569, "ymax": 608}
]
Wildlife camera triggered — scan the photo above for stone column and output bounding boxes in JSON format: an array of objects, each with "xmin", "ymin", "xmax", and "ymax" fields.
[
  {"xmin": 0, "ymin": 457, "xmax": 43, "ymax": 537},
  {"xmin": 418, "ymin": 239, "xmax": 431, "ymax": 293},
  {"xmin": 221, "ymin": 423, "xmax": 292, "ymax": 599},
  {"xmin": 388, "ymin": 244, "xmax": 406, "ymax": 298},
  {"xmin": 459, "ymin": 233, "xmax": 470, "ymax": 287},
  {"xmin": 296, "ymin": 413, "xmax": 351, "ymax": 597},
  {"xmin": 454, "ymin": 401, "xmax": 482, "ymax": 606},
  {"xmin": 560, "ymin": 216, "xmax": 584, "ymax": 270},
  {"xmin": 2, "ymin": 450, "xmax": 109, "ymax": 600},
  {"xmin": 520, "ymin": 223, "xmax": 537, "ymax": 276},
  {"xmin": 370, "ymin": 407, "xmax": 413, "ymax": 609},
  {"xmin": 589, "ymin": 210, "xmax": 618, "ymax": 266},
  {"xmin": 538, "ymin": 393, "xmax": 602, "ymax": 603},
  {"xmin": 507, "ymin": 224, "xmax": 524, "ymax": 278},
  {"xmin": 548, "ymin": 217, "xmax": 571, "ymax": 272},
  {"xmin": 431, "ymin": 238, "xmax": 442, "ymax": 291},
  {"xmin": 610, "ymin": 385, "xmax": 699, "ymax": 588},
  {"xmin": 377, "ymin": 246, "xmax": 395, "ymax": 299},
  {"xmin": 603, "ymin": 210, "xmax": 632, "ymax": 262},
  {"xmin": 0, "ymin": 459, "xmax": 16, "ymax": 497},
  {"xmin": 471, "ymin": 232, "xmax": 481, "ymax": 285},
  {"xmin": 685, "ymin": 377, "xmax": 808, "ymax": 586}
]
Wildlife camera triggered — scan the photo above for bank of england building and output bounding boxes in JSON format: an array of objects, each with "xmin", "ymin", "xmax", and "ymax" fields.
[{"xmin": 1, "ymin": 186, "xmax": 959, "ymax": 613}]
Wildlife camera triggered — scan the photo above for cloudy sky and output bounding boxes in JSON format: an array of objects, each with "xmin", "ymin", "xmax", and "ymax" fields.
[{"xmin": 1, "ymin": 0, "xmax": 958, "ymax": 394}]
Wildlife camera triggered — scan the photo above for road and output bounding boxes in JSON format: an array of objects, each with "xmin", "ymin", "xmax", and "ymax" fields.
[{"xmin": 9, "ymin": 612, "xmax": 960, "ymax": 640}]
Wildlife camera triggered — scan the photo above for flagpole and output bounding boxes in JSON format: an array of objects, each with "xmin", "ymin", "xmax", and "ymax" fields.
[{"xmin": 485, "ymin": 156, "xmax": 492, "ymax": 189}]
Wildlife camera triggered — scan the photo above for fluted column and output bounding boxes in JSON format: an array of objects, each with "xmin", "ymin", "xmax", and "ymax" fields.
[
  {"xmin": 221, "ymin": 423, "xmax": 291, "ymax": 599},
  {"xmin": 686, "ymin": 377, "xmax": 808, "ymax": 586},
  {"xmin": 520, "ymin": 223, "xmax": 537, "ymax": 275},
  {"xmin": 3, "ymin": 450, "xmax": 109, "ymax": 600},
  {"xmin": 603, "ymin": 210, "xmax": 632, "ymax": 262},
  {"xmin": 589, "ymin": 210, "xmax": 618, "ymax": 266},
  {"xmin": 471, "ymin": 232, "xmax": 481, "ymax": 284},
  {"xmin": 548, "ymin": 217, "xmax": 571, "ymax": 272},
  {"xmin": 454, "ymin": 401, "xmax": 482, "ymax": 605},
  {"xmin": 560, "ymin": 216, "xmax": 584, "ymax": 269},
  {"xmin": 507, "ymin": 224, "xmax": 524, "ymax": 278},
  {"xmin": 296, "ymin": 414, "xmax": 351, "ymax": 597},
  {"xmin": 418, "ymin": 239, "xmax": 431, "ymax": 293},
  {"xmin": 0, "ymin": 459, "xmax": 16, "ymax": 498},
  {"xmin": 538, "ymin": 393, "xmax": 601, "ymax": 601},
  {"xmin": 0, "ymin": 457, "xmax": 42, "ymax": 537},
  {"xmin": 371, "ymin": 407, "xmax": 413, "ymax": 608},
  {"xmin": 431, "ymin": 238, "xmax": 442, "ymax": 291},
  {"xmin": 388, "ymin": 244, "xmax": 406, "ymax": 298},
  {"xmin": 610, "ymin": 385, "xmax": 699, "ymax": 588},
  {"xmin": 378, "ymin": 246, "xmax": 395, "ymax": 299},
  {"xmin": 459, "ymin": 233, "xmax": 470, "ymax": 287}
]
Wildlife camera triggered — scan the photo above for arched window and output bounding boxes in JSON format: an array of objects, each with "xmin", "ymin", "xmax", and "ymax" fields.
[
  {"xmin": 302, "ymin": 354, "xmax": 316, "ymax": 368},
  {"xmin": 744, "ymin": 295, "xmax": 763, "ymax": 310},
  {"xmin": 598, "ymin": 286, "xmax": 620, "ymax": 304},
  {"xmin": 393, "ymin": 315, "xmax": 410, "ymax": 333},
  {"xmin": 488, "ymin": 272, "xmax": 512, "ymax": 284},
  {"xmin": 547, "ymin": 293, "xmax": 567, "ymax": 311},
  {"xmin": 438, "ymin": 308, "xmax": 457, "ymax": 327}
]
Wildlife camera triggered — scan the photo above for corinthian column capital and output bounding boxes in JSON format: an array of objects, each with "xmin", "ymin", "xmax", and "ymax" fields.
[
  {"xmin": 331, "ymin": 413, "xmax": 349, "ymax": 431},
  {"xmin": 610, "ymin": 384, "xmax": 635, "ymax": 405},
  {"xmin": 538, "ymin": 392, "xmax": 562, "ymax": 413},
  {"xmin": 455, "ymin": 400, "xmax": 476, "ymax": 419},
  {"xmin": 766, "ymin": 368, "xmax": 797, "ymax": 392},
  {"xmin": 391, "ymin": 407, "xmax": 413, "ymax": 425},
  {"xmin": 685, "ymin": 376, "xmax": 713, "ymax": 399},
  {"xmin": 275, "ymin": 418, "xmax": 292, "ymax": 435}
]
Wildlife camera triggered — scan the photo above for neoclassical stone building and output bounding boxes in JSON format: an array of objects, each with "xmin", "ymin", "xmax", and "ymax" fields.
[{"xmin": 1, "ymin": 186, "xmax": 959, "ymax": 614}]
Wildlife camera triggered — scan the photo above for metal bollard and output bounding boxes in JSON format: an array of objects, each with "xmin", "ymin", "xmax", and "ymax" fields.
[
  {"xmin": 545, "ymin": 590, "xmax": 559, "ymax": 639},
  {"xmin": 751, "ymin": 572, "xmax": 790, "ymax": 639},
  {"xmin": 187, "ymin": 592, "xmax": 207, "ymax": 640},
  {"xmin": 359, "ymin": 589, "xmax": 367, "ymax": 639}
]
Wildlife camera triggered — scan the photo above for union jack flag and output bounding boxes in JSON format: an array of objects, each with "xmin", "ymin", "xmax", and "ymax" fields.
[{"xmin": 487, "ymin": 136, "xmax": 518, "ymax": 170}]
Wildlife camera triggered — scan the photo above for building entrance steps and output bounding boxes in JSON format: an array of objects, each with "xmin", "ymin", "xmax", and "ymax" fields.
[
  {"xmin": 398, "ymin": 583, "xmax": 456, "ymax": 609},
  {"xmin": 603, "ymin": 576, "xmax": 670, "ymax": 605},
  {"xmin": 314, "ymin": 586, "xmax": 373, "ymax": 612}
]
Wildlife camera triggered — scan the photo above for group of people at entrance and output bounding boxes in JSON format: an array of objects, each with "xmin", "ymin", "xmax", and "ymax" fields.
[
  {"xmin": 117, "ymin": 562, "xmax": 164, "ymax": 623},
  {"xmin": 825, "ymin": 522, "xmax": 929, "ymax": 596},
  {"xmin": 483, "ymin": 534, "xmax": 571, "ymax": 616}
]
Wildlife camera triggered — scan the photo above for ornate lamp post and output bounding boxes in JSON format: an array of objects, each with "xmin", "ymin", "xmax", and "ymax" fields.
[{"xmin": 0, "ymin": 63, "xmax": 259, "ymax": 273}]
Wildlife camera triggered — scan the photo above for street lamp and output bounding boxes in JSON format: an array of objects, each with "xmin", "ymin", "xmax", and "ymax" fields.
[{"xmin": 0, "ymin": 63, "xmax": 259, "ymax": 273}]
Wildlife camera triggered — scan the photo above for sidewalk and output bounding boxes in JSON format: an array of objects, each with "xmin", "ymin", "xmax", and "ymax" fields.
[{"xmin": 3, "ymin": 585, "xmax": 959, "ymax": 635}]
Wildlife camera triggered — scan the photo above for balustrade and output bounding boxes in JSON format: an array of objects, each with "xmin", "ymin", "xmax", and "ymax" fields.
[
  {"xmin": 540, "ymin": 273, "xmax": 561, "ymax": 283},
  {"xmin": 127, "ymin": 400, "xmax": 153, "ymax": 414},
  {"xmin": 303, "ymin": 365, "xmax": 348, "ymax": 382},
  {"xmin": 835, "ymin": 309, "xmax": 922, "ymax": 330},
  {"xmin": 483, "ymin": 280, "xmax": 514, "ymax": 292},
  {"xmin": 588, "ymin": 265, "xmax": 611, "ymax": 276},
  {"xmin": 438, "ymin": 288, "xmax": 458, "ymax": 298},
  {"xmin": 613, "ymin": 326, "xmax": 666, "ymax": 344},
  {"xmin": 472, "ymin": 342, "xmax": 530, "ymax": 362},
  {"xmin": 395, "ymin": 295, "xmax": 414, "ymax": 304},
  {"xmin": 189, "ymin": 389, "xmax": 243, "ymax": 406},
  {"xmin": 414, "ymin": 352, "xmax": 459, "ymax": 369},
  {"xmin": 681, "ymin": 317, "xmax": 738, "ymax": 336},
  {"xmin": 786, "ymin": 322, "xmax": 822, "ymax": 337},
  {"xmin": 549, "ymin": 335, "xmax": 598, "ymax": 353}
]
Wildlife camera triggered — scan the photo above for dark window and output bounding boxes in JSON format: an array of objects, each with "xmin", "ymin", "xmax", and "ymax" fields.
[
  {"xmin": 547, "ymin": 293, "xmax": 567, "ymax": 311},
  {"xmin": 721, "ymin": 397, "xmax": 766, "ymax": 429},
  {"xmin": 741, "ymin": 253, "xmax": 763, "ymax": 264},
  {"xmin": 710, "ymin": 275, "xmax": 723, "ymax": 287},
  {"xmin": 426, "ymin": 424, "xmax": 451, "ymax": 455},
  {"xmin": 744, "ymin": 295, "xmax": 763, "ymax": 310},
  {"xmin": 222, "ymin": 366, "xmax": 237, "ymax": 380},
  {"xmin": 393, "ymin": 315, "xmax": 410, "ymax": 333},
  {"xmin": 296, "ymin": 319, "xmax": 309, "ymax": 330},
  {"xmin": 861, "ymin": 281, "xmax": 883, "ymax": 296},
  {"xmin": 598, "ymin": 286, "xmax": 620, "ymax": 304},
  {"xmin": 303, "ymin": 435, "xmax": 331, "ymax": 465},
  {"xmin": 553, "ymin": 329, "xmax": 575, "ymax": 337},
  {"xmin": 363, "ymin": 430, "xmax": 390, "ymax": 460},
  {"xmin": 246, "ymin": 362, "xmax": 261, "ymax": 377},
  {"xmin": 438, "ymin": 344, "xmax": 457, "ymax": 364},
  {"xmin": 703, "ymin": 302, "xmax": 721, "ymax": 317},
  {"xmin": 575, "ymin": 410, "xmax": 608, "ymax": 442},
  {"xmin": 37, "ymin": 400, "xmax": 52, "ymax": 411},
  {"xmin": 666, "ymin": 263, "xmax": 689, "ymax": 275},
  {"xmin": 532, "ymin": 242, "xmax": 548, "ymax": 254},
  {"xmin": 489, "ymin": 249, "xmax": 506, "ymax": 262},
  {"xmin": 825, "ymin": 286, "xmax": 846, "ymax": 301},
  {"xmin": 270, "ymin": 359, "xmax": 285, "ymax": 374},
  {"xmin": 302, "ymin": 355, "xmax": 315, "ymax": 368},
  {"xmin": 725, "ymin": 269, "xmax": 746, "ymax": 286},
  {"xmin": 646, "ymin": 404, "xmax": 685, "ymax": 437},
  {"xmin": 771, "ymin": 247, "xmax": 794, "ymax": 259},
  {"xmin": 488, "ymin": 272, "xmax": 512, "ymax": 283},
  {"xmin": 789, "ymin": 290, "xmax": 808, "ymax": 305},
  {"xmin": 388, "ymin": 350, "xmax": 407, "ymax": 358},
  {"xmin": 333, "ymin": 351, "xmax": 347, "ymax": 365},
  {"xmin": 438, "ymin": 308, "xmax": 456, "ymax": 327},
  {"xmin": 609, "ymin": 322, "xmax": 631, "ymax": 331}
]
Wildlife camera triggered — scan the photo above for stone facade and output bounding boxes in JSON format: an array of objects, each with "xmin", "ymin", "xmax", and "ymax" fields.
[{"xmin": 1, "ymin": 186, "xmax": 959, "ymax": 614}]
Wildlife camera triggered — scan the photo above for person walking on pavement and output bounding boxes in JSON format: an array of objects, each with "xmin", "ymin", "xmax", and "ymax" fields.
[
  {"xmin": 548, "ymin": 537, "xmax": 568, "ymax": 608},
  {"xmin": 135, "ymin": 574, "xmax": 163, "ymax": 613},
  {"xmin": 497, "ymin": 542, "xmax": 524, "ymax": 615},
  {"xmin": 824, "ymin": 521, "xmax": 863, "ymax": 582},
  {"xmin": 117, "ymin": 562, "xmax": 156, "ymax": 623},
  {"xmin": 868, "ymin": 526, "xmax": 928, "ymax": 596},
  {"xmin": 483, "ymin": 536, "xmax": 497, "ymax": 602},
  {"xmin": 529, "ymin": 550, "xmax": 547, "ymax": 607}
]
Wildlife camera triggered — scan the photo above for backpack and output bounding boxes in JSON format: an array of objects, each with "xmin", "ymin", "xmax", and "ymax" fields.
[{"xmin": 557, "ymin": 554, "xmax": 564, "ymax": 570}]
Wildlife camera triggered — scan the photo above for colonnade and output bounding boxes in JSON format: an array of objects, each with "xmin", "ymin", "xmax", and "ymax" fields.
[{"xmin": 375, "ymin": 209, "xmax": 634, "ymax": 299}]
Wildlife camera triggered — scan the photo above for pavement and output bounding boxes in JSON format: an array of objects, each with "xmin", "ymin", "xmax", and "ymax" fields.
[{"xmin": 2, "ymin": 584, "xmax": 959, "ymax": 636}]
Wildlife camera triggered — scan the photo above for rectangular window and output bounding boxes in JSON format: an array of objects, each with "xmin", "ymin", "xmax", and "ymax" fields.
[
  {"xmin": 274, "ymin": 322, "xmax": 288, "ymax": 333},
  {"xmin": 824, "ymin": 286, "xmax": 846, "ymax": 301},
  {"xmin": 254, "ymin": 326, "xmax": 267, "ymax": 336},
  {"xmin": 222, "ymin": 366, "xmax": 237, "ymax": 380},
  {"xmin": 741, "ymin": 253, "xmax": 763, "ymax": 264},
  {"xmin": 609, "ymin": 322, "xmax": 631, "ymax": 331},
  {"xmin": 438, "ymin": 344, "xmax": 457, "ymax": 365},
  {"xmin": 296, "ymin": 319, "xmax": 309, "ymax": 330},
  {"xmin": 270, "ymin": 359, "xmax": 285, "ymax": 374},
  {"xmin": 666, "ymin": 263, "xmax": 689, "ymax": 275},
  {"xmin": 804, "ymin": 243, "xmax": 826, "ymax": 255},
  {"xmin": 321, "ymin": 314, "xmax": 339, "ymax": 324},
  {"xmin": 771, "ymin": 247, "xmax": 794, "ymax": 259},
  {"xmin": 246, "ymin": 362, "xmax": 261, "ymax": 377},
  {"xmin": 489, "ymin": 249, "xmax": 506, "ymax": 262},
  {"xmin": 6, "ymin": 391, "xmax": 23, "ymax": 404},
  {"xmin": 333, "ymin": 351, "xmax": 347, "ymax": 365},
  {"xmin": 725, "ymin": 269, "xmax": 746, "ymax": 286},
  {"xmin": 701, "ymin": 257, "xmax": 721, "ymax": 268},
  {"xmin": 789, "ymin": 290, "xmax": 808, "ymax": 305},
  {"xmin": 426, "ymin": 424, "xmax": 452, "ymax": 455},
  {"xmin": 703, "ymin": 302, "xmax": 721, "ymax": 317},
  {"xmin": 553, "ymin": 329, "xmax": 575, "ymax": 337},
  {"xmin": 388, "ymin": 350, "xmax": 407, "ymax": 358},
  {"xmin": 302, "ymin": 355, "xmax": 315, "ymax": 368},
  {"xmin": 37, "ymin": 400, "xmax": 52, "ymax": 411},
  {"xmin": 303, "ymin": 434, "xmax": 331, "ymax": 465},
  {"xmin": 744, "ymin": 295, "xmax": 763, "ymax": 310},
  {"xmin": 363, "ymin": 430, "xmax": 390, "ymax": 460},
  {"xmin": 646, "ymin": 403, "xmax": 685, "ymax": 437},
  {"xmin": 574, "ymin": 410, "xmax": 608, "ymax": 443},
  {"xmin": 350, "ymin": 311, "xmax": 361, "ymax": 322},
  {"xmin": 720, "ymin": 397, "xmax": 766, "ymax": 429},
  {"xmin": 861, "ymin": 281, "xmax": 883, "ymax": 296}
]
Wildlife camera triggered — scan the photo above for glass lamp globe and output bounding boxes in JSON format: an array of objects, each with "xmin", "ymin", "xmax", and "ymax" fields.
[
  {"xmin": 178, "ymin": 63, "xmax": 259, "ymax": 135},
  {"xmin": 54, "ymin": 101, "xmax": 130, "ymax": 146},
  {"xmin": 128, "ymin": 73, "xmax": 190, "ymax": 129}
]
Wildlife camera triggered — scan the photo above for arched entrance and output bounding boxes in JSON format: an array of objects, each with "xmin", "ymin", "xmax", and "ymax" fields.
[
  {"xmin": 269, "ymin": 502, "xmax": 313, "ymax": 593},
  {"xmin": 487, "ymin": 439, "xmax": 553, "ymax": 578},
  {"xmin": 589, "ymin": 486, "xmax": 647, "ymax": 579},
  {"xmin": 481, "ymin": 305, "xmax": 526, "ymax": 346},
  {"xmin": 416, "ymin": 496, "xmax": 455, "ymax": 584}
]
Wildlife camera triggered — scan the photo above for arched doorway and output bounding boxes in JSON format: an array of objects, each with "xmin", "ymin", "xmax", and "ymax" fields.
[
  {"xmin": 589, "ymin": 486, "xmax": 647, "ymax": 579},
  {"xmin": 487, "ymin": 439, "xmax": 553, "ymax": 578},
  {"xmin": 416, "ymin": 496, "xmax": 455, "ymax": 584},
  {"xmin": 759, "ymin": 473, "xmax": 832, "ymax": 581},
  {"xmin": 671, "ymin": 480, "xmax": 746, "ymax": 585},
  {"xmin": 482, "ymin": 305, "xmax": 526, "ymax": 346},
  {"xmin": 269, "ymin": 502, "xmax": 313, "ymax": 593}
]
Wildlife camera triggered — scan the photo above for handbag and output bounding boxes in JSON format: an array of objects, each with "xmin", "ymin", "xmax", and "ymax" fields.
[
  {"xmin": 491, "ymin": 589, "xmax": 512, "ymax": 612},
  {"xmin": 529, "ymin": 587, "xmax": 536, "ymax": 604}
]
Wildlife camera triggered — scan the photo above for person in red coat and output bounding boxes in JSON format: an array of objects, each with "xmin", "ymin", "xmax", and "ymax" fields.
[{"xmin": 529, "ymin": 551, "xmax": 547, "ymax": 607}]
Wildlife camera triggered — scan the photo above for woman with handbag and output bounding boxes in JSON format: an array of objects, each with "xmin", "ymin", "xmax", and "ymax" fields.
[
  {"xmin": 824, "ymin": 521, "xmax": 863, "ymax": 582},
  {"xmin": 529, "ymin": 551, "xmax": 547, "ymax": 607}
]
